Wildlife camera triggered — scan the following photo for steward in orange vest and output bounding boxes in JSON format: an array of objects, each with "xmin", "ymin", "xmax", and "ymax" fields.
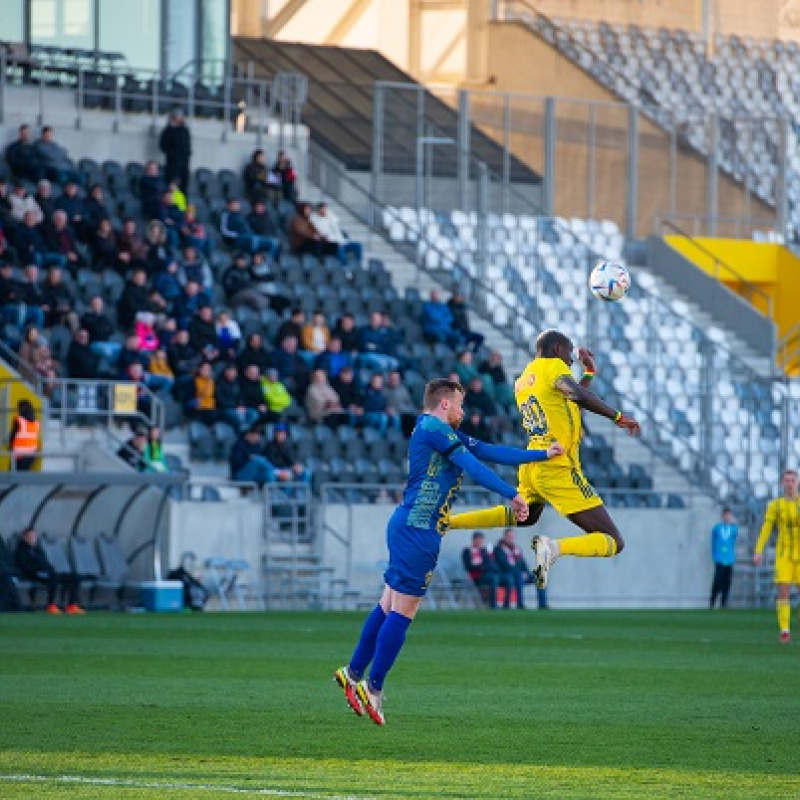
[{"xmin": 9, "ymin": 399, "xmax": 39, "ymax": 471}]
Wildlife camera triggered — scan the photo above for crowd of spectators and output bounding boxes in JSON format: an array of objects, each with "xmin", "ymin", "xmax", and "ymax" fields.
[{"xmin": 0, "ymin": 118, "xmax": 523, "ymax": 488}]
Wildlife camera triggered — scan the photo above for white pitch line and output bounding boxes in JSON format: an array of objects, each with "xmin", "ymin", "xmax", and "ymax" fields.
[{"xmin": 0, "ymin": 774, "xmax": 374, "ymax": 799}]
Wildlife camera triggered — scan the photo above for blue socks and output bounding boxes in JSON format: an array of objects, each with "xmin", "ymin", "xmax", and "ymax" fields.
[
  {"xmin": 348, "ymin": 604, "xmax": 387, "ymax": 679},
  {"xmin": 369, "ymin": 611, "xmax": 412, "ymax": 691}
]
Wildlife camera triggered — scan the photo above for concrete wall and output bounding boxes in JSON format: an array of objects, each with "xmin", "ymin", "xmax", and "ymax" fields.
[
  {"xmin": 322, "ymin": 501, "xmax": 719, "ymax": 608},
  {"xmin": 1, "ymin": 84, "xmax": 308, "ymax": 179}
]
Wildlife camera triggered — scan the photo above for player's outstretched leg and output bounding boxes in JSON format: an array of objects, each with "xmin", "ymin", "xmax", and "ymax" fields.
[{"xmin": 334, "ymin": 666, "xmax": 364, "ymax": 716}]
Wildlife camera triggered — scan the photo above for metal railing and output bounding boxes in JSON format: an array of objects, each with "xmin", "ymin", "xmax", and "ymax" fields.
[
  {"xmin": 658, "ymin": 219, "xmax": 774, "ymax": 316},
  {"xmin": 656, "ymin": 213, "xmax": 781, "ymax": 241},
  {"xmin": 777, "ymin": 325, "xmax": 800, "ymax": 375},
  {"xmin": 0, "ymin": 51, "xmax": 307, "ymax": 148}
]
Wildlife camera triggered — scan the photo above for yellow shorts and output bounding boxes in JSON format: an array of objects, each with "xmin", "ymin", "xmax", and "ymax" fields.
[
  {"xmin": 518, "ymin": 462, "xmax": 603, "ymax": 518},
  {"xmin": 774, "ymin": 558, "xmax": 800, "ymax": 585}
]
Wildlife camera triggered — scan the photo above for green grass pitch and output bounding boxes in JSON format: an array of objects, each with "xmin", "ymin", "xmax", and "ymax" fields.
[{"xmin": 1, "ymin": 610, "xmax": 799, "ymax": 799}]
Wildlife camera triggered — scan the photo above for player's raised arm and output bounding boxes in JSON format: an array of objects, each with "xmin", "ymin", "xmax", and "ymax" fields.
[
  {"xmin": 554, "ymin": 374, "xmax": 641, "ymax": 436},
  {"xmin": 459, "ymin": 435, "xmax": 564, "ymax": 465}
]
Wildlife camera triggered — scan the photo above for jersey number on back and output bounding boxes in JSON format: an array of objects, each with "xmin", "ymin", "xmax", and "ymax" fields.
[{"xmin": 520, "ymin": 396, "xmax": 548, "ymax": 436}]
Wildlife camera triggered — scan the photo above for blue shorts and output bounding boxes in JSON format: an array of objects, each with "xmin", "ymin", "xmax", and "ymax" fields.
[{"xmin": 383, "ymin": 511, "xmax": 442, "ymax": 598}]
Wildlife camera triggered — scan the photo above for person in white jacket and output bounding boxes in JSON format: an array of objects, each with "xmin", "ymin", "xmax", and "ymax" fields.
[{"xmin": 310, "ymin": 202, "xmax": 363, "ymax": 266}]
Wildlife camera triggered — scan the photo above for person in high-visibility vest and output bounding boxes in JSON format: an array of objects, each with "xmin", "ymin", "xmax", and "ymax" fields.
[{"xmin": 8, "ymin": 399, "xmax": 39, "ymax": 471}]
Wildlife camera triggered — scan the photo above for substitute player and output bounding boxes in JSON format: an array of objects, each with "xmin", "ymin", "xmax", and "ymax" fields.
[
  {"xmin": 334, "ymin": 378, "xmax": 564, "ymax": 725},
  {"xmin": 753, "ymin": 469, "xmax": 800, "ymax": 643},
  {"xmin": 446, "ymin": 329, "xmax": 640, "ymax": 588}
]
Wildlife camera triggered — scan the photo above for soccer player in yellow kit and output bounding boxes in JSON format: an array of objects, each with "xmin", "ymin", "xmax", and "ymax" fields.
[
  {"xmin": 753, "ymin": 469, "xmax": 800, "ymax": 643},
  {"xmin": 447, "ymin": 330, "xmax": 640, "ymax": 588}
]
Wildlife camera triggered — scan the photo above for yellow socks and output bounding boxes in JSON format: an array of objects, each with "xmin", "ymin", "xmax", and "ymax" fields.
[
  {"xmin": 777, "ymin": 599, "xmax": 790, "ymax": 633},
  {"xmin": 447, "ymin": 506, "xmax": 516, "ymax": 531},
  {"xmin": 558, "ymin": 533, "xmax": 618, "ymax": 558}
]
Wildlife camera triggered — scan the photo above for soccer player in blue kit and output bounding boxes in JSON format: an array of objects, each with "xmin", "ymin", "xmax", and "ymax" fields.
[{"xmin": 334, "ymin": 378, "xmax": 564, "ymax": 724}]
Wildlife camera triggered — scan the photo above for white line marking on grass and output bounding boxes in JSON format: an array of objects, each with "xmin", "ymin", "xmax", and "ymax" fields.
[{"xmin": 0, "ymin": 774, "xmax": 373, "ymax": 799}]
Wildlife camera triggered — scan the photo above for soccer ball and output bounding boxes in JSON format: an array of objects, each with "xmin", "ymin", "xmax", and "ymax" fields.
[{"xmin": 589, "ymin": 261, "xmax": 631, "ymax": 302}]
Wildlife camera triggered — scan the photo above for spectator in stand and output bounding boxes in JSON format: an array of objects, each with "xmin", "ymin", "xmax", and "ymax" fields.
[
  {"xmin": 181, "ymin": 246, "xmax": 212, "ymax": 294},
  {"xmin": 117, "ymin": 333, "xmax": 147, "ymax": 377},
  {"xmin": 174, "ymin": 280, "xmax": 211, "ymax": 330},
  {"xmin": 465, "ymin": 376, "xmax": 500, "ymax": 433},
  {"xmin": 301, "ymin": 310, "xmax": 330, "ymax": 359},
  {"xmin": 250, "ymin": 251, "xmax": 291, "ymax": 314},
  {"xmin": 454, "ymin": 350, "xmax": 490, "ymax": 395},
  {"xmin": 494, "ymin": 528, "xmax": 546, "ymax": 610},
  {"xmin": 124, "ymin": 362, "xmax": 154, "ymax": 418},
  {"xmin": 168, "ymin": 179, "xmax": 187, "ymax": 213},
  {"xmin": 15, "ymin": 526, "xmax": 84, "ymax": 615},
  {"xmin": 5, "ymin": 124, "xmax": 39, "ymax": 182},
  {"xmin": 182, "ymin": 204, "xmax": 211, "ymax": 257},
  {"xmin": 306, "ymin": 368, "xmax": 349, "ymax": 427},
  {"xmin": 66, "ymin": 328, "xmax": 101, "ymax": 379},
  {"xmin": 143, "ymin": 426, "xmax": 169, "ymax": 473},
  {"xmin": 288, "ymin": 202, "xmax": 337, "ymax": 260},
  {"xmin": 261, "ymin": 367, "xmax": 293, "ymax": 418},
  {"xmin": 54, "ymin": 180, "xmax": 83, "ymax": 230},
  {"xmin": 222, "ymin": 253, "xmax": 268, "ymax": 313},
  {"xmin": 243, "ymin": 150, "xmax": 280, "ymax": 204},
  {"xmin": 117, "ymin": 218, "xmax": 149, "ymax": 271},
  {"xmin": 215, "ymin": 310, "xmax": 242, "ymax": 361},
  {"xmin": 358, "ymin": 310, "xmax": 399, "ymax": 372},
  {"xmin": 229, "ymin": 426, "xmax": 274, "ymax": 487},
  {"xmin": 168, "ymin": 329, "xmax": 202, "ymax": 403},
  {"xmin": 448, "ymin": 291, "xmax": 485, "ymax": 353},
  {"xmin": 384, "ymin": 370, "xmax": 418, "ymax": 437},
  {"xmin": 147, "ymin": 348, "xmax": 174, "ymax": 392},
  {"xmin": 44, "ymin": 209, "xmax": 84, "ymax": 274},
  {"xmin": 34, "ymin": 180, "xmax": 56, "ymax": 224},
  {"xmin": 81, "ymin": 184, "xmax": 110, "ymax": 242},
  {"xmin": 135, "ymin": 311, "xmax": 160, "ymax": 352},
  {"xmin": 91, "ymin": 218, "xmax": 121, "ymax": 272},
  {"xmin": 117, "ymin": 268, "xmax": 150, "ymax": 330},
  {"xmin": 363, "ymin": 373, "xmax": 400, "ymax": 434},
  {"xmin": 41, "ymin": 265, "xmax": 77, "ymax": 331},
  {"xmin": 20, "ymin": 264, "xmax": 49, "ymax": 325},
  {"xmin": 156, "ymin": 189, "xmax": 184, "ymax": 248},
  {"xmin": 273, "ymin": 150, "xmax": 297, "ymax": 202},
  {"xmin": 332, "ymin": 365, "xmax": 364, "ymax": 425},
  {"xmin": 462, "ymin": 532, "xmax": 500, "ymax": 608},
  {"xmin": 13, "ymin": 210, "xmax": 51, "ymax": 267},
  {"xmin": 0, "ymin": 224, "xmax": 10, "ymax": 264},
  {"xmin": 159, "ymin": 109, "xmax": 192, "ymax": 192},
  {"xmin": 314, "ymin": 336, "xmax": 351, "ymax": 380},
  {"xmin": 9, "ymin": 182, "xmax": 43, "ymax": 225},
  {"xmin": 333, "ymin": 312, "xmax": 360, "ymax": 356},
  {"xmin": 247, "ymin": 199, "xmax": 279, "ymax": 240},
  {"xmin": 238, "ymin": 332, "xmax": 271, "ymax": 374},
  {"xmin": 239, "ymin": 363, "xmax": 269, "ymax": 420},
  {"xmin": 0, "ymin": 178, "xmax": 13, "ymax": 230},
  {"xmin": 216, "ymin": 362, "xmax": 258, "ymax": 433},
  {"xmin": 275, "ymin": 308, "xmax": 305, "ymax": 347},
  {"xmin": 81, "ymin": 295, "xmax": 120, "ymax": 362},
  {"xmin": 263, "ymin": 423, "xmax": 310, "ymax": 483},
  {"xmin": 271, "ymin": 334, "xmax": 310, "ymax": 400},
  {"xmin": 460, "ymin": 409, "xmax": 494, "ymax": 443},
  {"xmin": 139, "ymin": 160, "xmax": 165, "ymax": 220},
  {"xmin": 220, "ymin": 198, "xmax": 281, "ymax": 260},
  {"xmin": 117, "ymin": 427, "xmax": 147, "ymax": 471},
  {"xmin": 478, "ymin": 349, "xmax": 515, "ymax": 411},
  {"xmin": 188, "ymin": 305, "xmax": 220, "ymax": 362},
  {"xmin": 421, "ymin": 289, "xmax": 460, "ymax": 348},
  {"xmin": 144, "ymin": 220, "xmax": 173, "ymax": 276},
  {"xmin": 187, "ymin": 361, "xmax": 216, "ymax": 426},
  {"xmin": 33, "ymin": 126, "xmax": 77, "ymax": 185},
  {"xmin": 152, "ymin": 259, "xmax": 183, "ymax": 312},
  {"xmin": 310, "ymin": 202, "xmax": 363, "ymax": 266}
]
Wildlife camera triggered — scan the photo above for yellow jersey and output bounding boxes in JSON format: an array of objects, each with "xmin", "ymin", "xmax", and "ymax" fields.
[
  {"xmin": 514, "ymin": 357, "xmax": 581, "ymax": 465},
  {"xmin": 756, "ymin": 497, "xmax": 800, "ymax": 562}
]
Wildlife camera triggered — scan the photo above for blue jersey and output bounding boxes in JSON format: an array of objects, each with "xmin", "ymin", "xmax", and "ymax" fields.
[
  {"xmin": 399, "ymin": 414, "xmax": 515, "ymax": 534},
  {"xmin": 711, "ymin": 522, "xmax": 738, "ymax": 566}
]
